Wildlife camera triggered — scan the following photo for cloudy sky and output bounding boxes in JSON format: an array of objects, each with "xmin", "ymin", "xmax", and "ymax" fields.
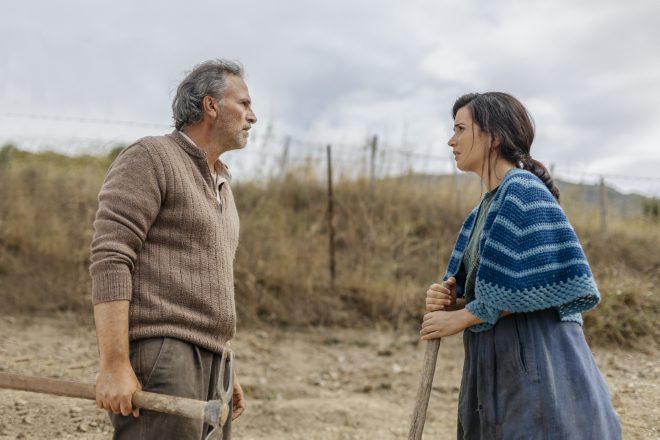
[{"xmin": 1, "ymin": 0, "xmax": 659, "ymax": 195}]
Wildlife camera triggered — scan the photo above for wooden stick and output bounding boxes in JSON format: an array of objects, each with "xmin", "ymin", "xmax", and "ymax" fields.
[
  {"xmin": 326, "ymin": 144, "xmax": 336, "ymax": 289},
  {"xmin": 0, "ymin": 372, "xmax": 223, "ymax": 427},
  {"xmin": 408, "ymin": 338, "xmax": 442, "ymax": 440}
]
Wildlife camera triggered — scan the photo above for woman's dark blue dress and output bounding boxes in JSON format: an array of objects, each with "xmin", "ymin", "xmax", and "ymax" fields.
[{"xmin": 457, "ymin": 189, "xmax": 621, "ymax": 440}]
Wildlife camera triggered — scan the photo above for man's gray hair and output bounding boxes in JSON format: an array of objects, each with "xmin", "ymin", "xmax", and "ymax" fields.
[{"xmin": 172, "ymin": 59, "xmax": 244, "ymax": 130}]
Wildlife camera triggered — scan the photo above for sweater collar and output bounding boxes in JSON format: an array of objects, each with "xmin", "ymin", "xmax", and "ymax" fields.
[
  {"xmin": 168, "ymin": 130, "xmax": 207, "ymax": 159},
  {"xmin": 168, "ymin": 130, "xmax": 232, "ymax": 184}
]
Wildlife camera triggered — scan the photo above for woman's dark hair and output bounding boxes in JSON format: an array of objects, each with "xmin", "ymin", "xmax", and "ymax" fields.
[{"xmin": 452, "ymin": 92, "xmax": 560, "ymax": 201}]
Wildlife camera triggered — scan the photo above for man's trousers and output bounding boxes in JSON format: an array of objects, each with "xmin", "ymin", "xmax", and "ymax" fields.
[{"xmin": 110, "ymin": 337, "xmax": 232, "ymax": 440}]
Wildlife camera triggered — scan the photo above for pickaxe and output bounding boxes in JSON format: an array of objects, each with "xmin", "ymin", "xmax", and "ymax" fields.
[{"xmin": 0, "ymin": 349, "xmax": 234, "ymax": 440}]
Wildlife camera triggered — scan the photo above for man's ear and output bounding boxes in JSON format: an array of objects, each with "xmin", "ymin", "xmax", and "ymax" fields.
[{"xmin": 202, "ymin": 96, "xmax": 219, "ymax": 118}]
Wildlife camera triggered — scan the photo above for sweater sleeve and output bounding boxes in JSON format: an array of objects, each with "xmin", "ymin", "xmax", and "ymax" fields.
[
  {"xmin": 467, "ymin": 174, "xmax": 600, "ymax": 332},
  {"xmin": 89, "ymin": 143, "xmax": 165, "ymax": 304}
]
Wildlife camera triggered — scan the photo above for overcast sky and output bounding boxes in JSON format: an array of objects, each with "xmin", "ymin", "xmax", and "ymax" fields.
[{"xmin": 1, "ymin": 0, "xmax": 659, "ymax": 195}]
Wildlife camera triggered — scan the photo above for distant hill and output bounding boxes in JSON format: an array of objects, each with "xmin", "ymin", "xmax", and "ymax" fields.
[
  {"xmin": 387, "ymin": 172, "xmax": 655, "ymax": 218},
  {"xmin": 555, "ymin": 180, "xmax": 651, "ymax": 218}
]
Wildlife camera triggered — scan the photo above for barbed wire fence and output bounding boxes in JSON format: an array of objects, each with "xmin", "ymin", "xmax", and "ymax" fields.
[{"xmin": 2, "ymin": 112, "xmax": 659, "ymax": 235}]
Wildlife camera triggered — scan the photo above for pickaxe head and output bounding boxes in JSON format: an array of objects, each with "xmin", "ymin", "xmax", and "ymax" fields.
[{"xmin": 204, "ymin": 349, "xmax": 234, "ymax": 440}]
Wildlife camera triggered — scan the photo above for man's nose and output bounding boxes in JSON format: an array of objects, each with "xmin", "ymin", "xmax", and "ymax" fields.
[{"xmin": 247, "ymin": 109, "xmax": 257, "ymax": 124}]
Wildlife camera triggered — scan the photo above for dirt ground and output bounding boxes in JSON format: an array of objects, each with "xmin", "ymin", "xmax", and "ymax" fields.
[{"xmin": 0, "ymin": 315, "xmax": 658, "ymax": 439}]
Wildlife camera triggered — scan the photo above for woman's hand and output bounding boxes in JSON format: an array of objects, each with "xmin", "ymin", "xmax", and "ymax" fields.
[
  {"xmin": 426, "ymin": 277, "xmax": 461, "ymax": 312},
  {"xmin": 420, "ymin": 309, "xmax": 479, "ymax": 340}
]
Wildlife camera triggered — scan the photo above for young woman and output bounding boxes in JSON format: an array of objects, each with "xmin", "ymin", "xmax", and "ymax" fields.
[{"xmin": 420, "ymin": 92, "xmax": 621, "ymax": 439}]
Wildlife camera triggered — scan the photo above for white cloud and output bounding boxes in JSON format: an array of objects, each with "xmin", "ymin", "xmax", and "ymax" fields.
[{"xmin": 0, "ymin": 0, "xmax": 658, "ymax": 194}]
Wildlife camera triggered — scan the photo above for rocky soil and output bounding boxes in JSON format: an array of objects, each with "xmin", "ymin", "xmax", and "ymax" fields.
[{"xmin": 0, "ymin": 315, "xmax": 658, "ymax": 439}]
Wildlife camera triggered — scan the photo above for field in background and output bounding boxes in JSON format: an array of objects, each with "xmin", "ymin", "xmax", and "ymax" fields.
[{"xmin": 0, "ymin": 145, "xmax": 658, "ymax": 348}]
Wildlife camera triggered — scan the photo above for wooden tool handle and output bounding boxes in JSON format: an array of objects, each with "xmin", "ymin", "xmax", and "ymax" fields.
[
  {"xmin": 0, "ymin": 372, "xmax": 97, "ymax": 400},
  {"xmin": 408, "ymin": 338, "xmax": 441, "ymax": 440},
  {"xmin": 0, "ymin": 372, "xmax": 221, "ymax": 426}
]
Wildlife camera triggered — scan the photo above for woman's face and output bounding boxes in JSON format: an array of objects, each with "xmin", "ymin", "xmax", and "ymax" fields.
[{"xmin": 448, "ymin": 106, "xmax": 491, "ymax": 176}]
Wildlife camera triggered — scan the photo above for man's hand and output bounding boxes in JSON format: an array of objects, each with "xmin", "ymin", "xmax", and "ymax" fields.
[
  {"xmin": 93, "ymin": 300, "xmax": 139, "ymax": 417},
  {"xmin": 232, "ymin": 374, "xmax": 246, "ymax": 420},
  {"xmin": 426, "ymin": 277, "xmax": 458, "ymax": 312},
  {"xmin": 95, "ymin": 361, "xmax": 141, "ymax": 417}
]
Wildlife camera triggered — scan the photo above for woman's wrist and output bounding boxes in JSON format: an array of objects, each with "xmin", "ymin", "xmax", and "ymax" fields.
[{"xmin": 458, "ymin": 307, "xmax": 483, "ymax": 328}]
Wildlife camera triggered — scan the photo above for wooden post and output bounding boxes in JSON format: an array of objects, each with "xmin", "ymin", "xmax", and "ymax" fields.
[
  {"xmin": 452, "ymin": 153, "xmax": 462, "ymax": 213},
  {"xmin": 326, "ymin": 145, "xmax": 336, "ymax": 289},
  {"xmin": 370, "ymin": 135, "xmax": 378, "ymax": 194},
  {"xmin": 599, "ymin": 176, "xmax": 607, "ymax": 233},
  {"xmin": 260, "ymin": 121, "xmax": 274, "ymax": 150},
  {"xmin": 279, "ymin": 136, "xmax": 291, "ymax": 177}
]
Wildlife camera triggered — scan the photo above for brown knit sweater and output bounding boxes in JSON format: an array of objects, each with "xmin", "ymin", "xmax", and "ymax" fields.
[{"xmin": 90, "ymin": 131, "xmax": 239, "ymax": 353}]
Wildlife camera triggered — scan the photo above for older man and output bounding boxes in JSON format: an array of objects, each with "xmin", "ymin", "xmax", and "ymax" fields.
[{"xmin": 90, "ymin": 59, "xmax": 257, "ymax": 439}]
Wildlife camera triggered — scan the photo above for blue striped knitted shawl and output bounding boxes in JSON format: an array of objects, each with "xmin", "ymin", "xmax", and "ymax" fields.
[{"xmin": 444, "ymin": 169, "xmax": 600, "ymax": 332}]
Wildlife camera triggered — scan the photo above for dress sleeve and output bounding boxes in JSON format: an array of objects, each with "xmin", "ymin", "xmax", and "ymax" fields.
[{"xmin": 89, "ymin": 143, "xmax": 165, "ymax": 304}]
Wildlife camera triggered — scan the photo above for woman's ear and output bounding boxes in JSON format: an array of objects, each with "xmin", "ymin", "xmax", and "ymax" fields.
[{"xmin": 490, "ymin": 134, "xmax": 501, "ymax": 150}]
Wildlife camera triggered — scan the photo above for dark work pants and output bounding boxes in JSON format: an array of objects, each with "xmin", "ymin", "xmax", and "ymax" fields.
[{"xmin": 110, "ymin": 337, "xmax": 232, "ymax": 440}]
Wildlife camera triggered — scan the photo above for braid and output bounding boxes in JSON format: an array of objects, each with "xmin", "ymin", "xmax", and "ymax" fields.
[{"xmin": 522, "ymin": 156, "xmax": 560, "ymax": 202}]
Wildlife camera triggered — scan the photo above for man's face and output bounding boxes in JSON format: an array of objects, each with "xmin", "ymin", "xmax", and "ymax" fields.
[{"xmin": 213, "ymin": 74, "xmax": 257, "ymax": 151}]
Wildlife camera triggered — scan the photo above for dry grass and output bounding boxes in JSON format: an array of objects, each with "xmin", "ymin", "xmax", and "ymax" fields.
[
  {"xmin": 578, "ymin": 219, "xmax": 660, "ymax": 348},
  {"xmin": 0, "ymin": 147, "xmax": 109, "ymax": 313},
  {"xmin": 234, "ymin": 173, "xmax": 471, "ymax": 328},
  {"xmin": 0, "ymin": 147, "xmax": 657, "ymax": 348}
]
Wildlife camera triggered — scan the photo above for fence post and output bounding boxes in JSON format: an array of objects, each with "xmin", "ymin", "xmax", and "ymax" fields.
[
  {"xmin": 260, "ymin": 121, "xmax": 274, "ymax": 150},
  {"xmin": 452, "ymin": 153, "xmax": 462, "ymax": 213},
  {"xmin": 279, "ymin": 136, "xmax": 291, "ymax": 177},
  {"xmin": 326, "ymin": 145, "xmax": 336, "ymax": 289},
  {"xmin": 370, "ymin": 135, "xmax": 378, "ymax": 194},
  {"xmin": 599, "ymin": 176, "xmax": 608, "ymax": 233}
]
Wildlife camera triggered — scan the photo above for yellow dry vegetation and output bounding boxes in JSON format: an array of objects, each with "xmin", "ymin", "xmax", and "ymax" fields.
[{"xmin": 0, "ymin": 147, "xmax": 657, "ymax": 348}]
